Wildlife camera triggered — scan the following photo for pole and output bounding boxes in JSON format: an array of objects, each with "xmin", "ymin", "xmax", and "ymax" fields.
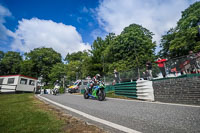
[
  {"xmin": 198, "ymin": 22, "xmax": 200, "ymax": 36},
  {"xmin": 134, "ymin": 40, "xmax": 140, "ymax": 79},
  {"xmin": 76, "ymin": 67, "xmax": 78, "ymax": 80},
  {"xmin": 63, "ymin": 77, "xmax": 65, "ymax": 89}
]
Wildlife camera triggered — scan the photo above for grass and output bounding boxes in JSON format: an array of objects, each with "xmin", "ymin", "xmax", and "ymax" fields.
[
  {"xmin": 0, "ymin": 93, "xmax": 64, "ymax": 133},
  {"xmin": 106, "ymin": 91, "xmax": 133, "ymax": 100},
  {"xmin": 0, "ymin": 93, "xmax": 106, "ymax": 133}
]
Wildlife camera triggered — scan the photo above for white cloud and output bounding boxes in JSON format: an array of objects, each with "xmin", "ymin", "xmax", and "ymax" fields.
[
  {"xmin": 96, "ymin": 0, "xmax": 198, "ymax": 44},
  {"xmin": 0, "ymin": 4, "xmax": 13, "ymax": 44},
  {"xmin": 11, "ymin": 18, "xmax": 91, "ymax": 57},
  {"xmin": 90, "ymin": 29, "xmax": 107, "ymax": 40},
  {"xmin": 82, "ymin": 6, "xmax": 89, "ymax": 13},
  {"xmin": 0, "ymin": 4, "xmax": 11, "ymax": 23}
]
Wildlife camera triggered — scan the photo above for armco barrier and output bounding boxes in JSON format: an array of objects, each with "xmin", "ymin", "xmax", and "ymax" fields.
[
  {"xmin": 114, "ymin": 80, "xmax": 154, "ymax": 101},
  {"xmin": 105, "ymin": 85, "xmax": 115, "ymax": 92},
  {"xmin": 137, "ymin": 80, "xmax": 154, "ymax": 101},
  {"xmin": 115, "ymin": 82, "xmax": 137, "ymax": 98}
]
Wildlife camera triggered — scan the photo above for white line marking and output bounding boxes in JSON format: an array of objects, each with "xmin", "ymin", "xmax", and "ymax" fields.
[{"xmin": 37, "ymin": 95, "xmax": 141, "ymax": 133}]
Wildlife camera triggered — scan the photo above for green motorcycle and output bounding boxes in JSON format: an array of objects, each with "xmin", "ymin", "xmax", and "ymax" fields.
[{"xmin": 83, "ymin": 81, "xmax": 106, "ymax": 101}]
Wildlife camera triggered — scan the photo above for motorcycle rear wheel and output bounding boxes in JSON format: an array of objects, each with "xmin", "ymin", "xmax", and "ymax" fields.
[{"xmin": 84, "ymin": 90, "xmax": 89, "ymax": 99}]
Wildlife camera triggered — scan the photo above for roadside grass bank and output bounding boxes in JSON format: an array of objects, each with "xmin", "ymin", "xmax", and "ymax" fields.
[
  {"xmin": 0, "ymin": 93, "xmax": 63, "ymax": 133},
  {"xmin": 0, "ymin": 93, "xmax": 106, "ymax": 133},
  {"xmin": 106, "ymin": 91, "xmax": 133, "ymax": 100}
]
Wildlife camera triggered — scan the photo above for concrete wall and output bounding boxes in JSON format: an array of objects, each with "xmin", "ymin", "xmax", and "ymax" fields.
[{"xmin": 153, "ymin": 76, "xmax": 200, "ymax": 105}]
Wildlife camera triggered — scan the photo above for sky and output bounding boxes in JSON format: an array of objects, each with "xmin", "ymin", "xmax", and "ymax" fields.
[{"xmin": 0, "ymin": 0, "xmax": 199, "ymax": 57}]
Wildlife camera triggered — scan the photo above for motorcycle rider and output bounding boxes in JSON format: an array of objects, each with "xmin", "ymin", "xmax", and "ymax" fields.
[
  {"xmin": 53, "ymin": 80, "xmax": 60, "ymax": 95},
  {"xmin": 93, "ymin": 74, "xmax": 101, "ymax": 84},
  {"xmin": 84, "ymin": 74, "xmax": 106, "ymax": 101},
  {"xmin": 88, "ymin": 74, "xmax": 101, "ymax": 93}
]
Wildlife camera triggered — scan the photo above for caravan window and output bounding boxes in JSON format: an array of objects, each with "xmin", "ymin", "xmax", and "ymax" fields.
[
  {"xmin": 29, "ymin": 80, "xmax": 35, "ymax": 86},
  {"xmin": 0, "ymin": 78, "xmax": 4, "ymax": 84},
  {"xmin": 20, "ymin": 78, "xmax": 27, "ymax": 85},
  {"xmin": 8, "ymin": 78, "xmax": 15, "ymax": 84}
]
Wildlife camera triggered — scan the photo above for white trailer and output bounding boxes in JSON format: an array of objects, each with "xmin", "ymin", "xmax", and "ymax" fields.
[{"xmin": 0, "ymin": 75, "xmax": 38, "ymax": 93}]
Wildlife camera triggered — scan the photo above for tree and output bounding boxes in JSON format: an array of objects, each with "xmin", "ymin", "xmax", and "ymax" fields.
[
  {"xmin": 48, "ymin": 63, "xmax": 67, "ymax": 84},
  {"xmin": 66, "ymin": 61, "xmax": 81, "ymax": 81},
  {"xmin": 0, "ymin": 51, "xmax": 4, "ymax": 61},
  {"xmin": 90, "ymin": 34, "xmax": 116, "ymax": 76},
  {"xmin": 65, "ymin": 51, "xmax": 87, "ymax": 63},
  {"xmin": 20, "ymin": 60, "xmax": 35, "ymax": 77},
  {"xmin": 159, "ymin": 28, "xmax": 176, "ymax": 57},
  {"xmin": 0, "ymin": 51, "xmax": 22, "ymax": 75},
  {"xmin": 160, "ymin": 2, "xmax": 200, "ymax": 58},
  {"xmin": 24, "ymin": 47, "xmax": 62, "ymax": 83},
  {"xmin": 65, "ymin": 50, "xmax": 93, "ymax": 80},
  {"xmin": 107, "ymin": 24, "xmax": 156, "ymax": 72},
  {"xmin": 0, "ymin": 51, "xmax": 4, "ymax": 75}
]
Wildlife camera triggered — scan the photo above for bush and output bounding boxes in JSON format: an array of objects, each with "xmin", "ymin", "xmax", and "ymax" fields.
[
  {"xmin": 43, "ymin": 84, "xmax": 54, "ymax": 89},
  {"xmin": 59, "ymin": 86, "xmax": 65, "ymax": 94}
]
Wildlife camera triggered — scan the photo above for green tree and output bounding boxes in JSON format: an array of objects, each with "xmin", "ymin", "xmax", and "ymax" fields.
[
  {"xmin": 65, "ymin": 50, "xmax": 92, "ymax": 80},
  {"xmin": 0, "ymin": 51, "xmax": 4, "ymax": 61},
  {"xmin": 90, "ymin": 34, "xmax": 116, "ymax": 76},
  {"xmin": 65, "ymin": 51, "xmax": 87, "ymax": 63},
  {"xmin": 160, "ymin": 2, "xmax": 200, "ymax": 57},
  {"xmin": 66, "ymin": 61, "xmax": 81, "ymax": 81},
  {"xmin": 20, "ymin": 60, "xmax": 35, "ymax": 77},
  {"xmin": 48, "ymin": 63, "xmax": 67, "ymax": 84},
  {"xmin": 0, "ymin": 51, "xmax": 4, "ymax": 75},
  {"xmin": 0, "ymin": 51, "xmax": 22, "ymax": 75},
  {"xmin": 24, "ymin": 47, "xmax": 62, "ymax": 83},
  {"xmin": 107, "ymin": 24, "xmax": 156, "ymax": 72}
]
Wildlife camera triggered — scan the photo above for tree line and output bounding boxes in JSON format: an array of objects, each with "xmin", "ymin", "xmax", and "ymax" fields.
[{"xmin": 0, "ymin": 2, "xmax": 200, "ymax": 85}]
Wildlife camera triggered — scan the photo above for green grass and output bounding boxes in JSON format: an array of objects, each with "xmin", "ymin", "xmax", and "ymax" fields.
[
  {"xmin": 106, "ymin": 91, "xmax": 133, "ymax": 99},
  {"xmin": 0, "ymin": 93, "xmax": 64, "ymax": 133}
]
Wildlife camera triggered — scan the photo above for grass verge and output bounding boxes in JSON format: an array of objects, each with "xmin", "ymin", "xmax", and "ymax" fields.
[
  {"xmin": 0, "ymin": 93, "xmax": 105, "ymax": 133},
  {"xmin": 0, "ymin": 93, "xmax": 64, "ymax": 133},
  {"xmin": 106, "ymin": 91, "xmax": 134, "ymax": 100}
]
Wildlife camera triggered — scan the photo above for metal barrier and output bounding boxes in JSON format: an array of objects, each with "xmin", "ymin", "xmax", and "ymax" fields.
[
  {"xmin": 114, "ymin": 80, "xmax": 154, "ymax": 101},
  {"xmin": 105, "ymin": 85, "xmax": 115, "ymax": 92},
  {"xmin": 136, "ymin": 80, "xmax": 154, "ymax": 101},
  {"xmin": 114, "ymin": 82, "xmax": 137, "ymax": 98}
]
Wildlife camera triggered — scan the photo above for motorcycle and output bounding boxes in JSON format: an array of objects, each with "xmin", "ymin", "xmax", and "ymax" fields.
[
  {"xmin": 83, "ymin": 81, "xmax": 106, "ymax": 101},
  {"xmin": 52, "ymin": 84, "xmax": 60, "ymax": 95}
]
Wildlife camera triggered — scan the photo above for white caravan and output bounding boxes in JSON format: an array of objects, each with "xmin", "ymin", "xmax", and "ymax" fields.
[{"xmin": 0, "ymin": 75, "xmax": 38, "ymax": 93}]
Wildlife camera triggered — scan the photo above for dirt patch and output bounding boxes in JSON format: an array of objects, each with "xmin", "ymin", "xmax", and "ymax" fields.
[{"xmin": 34, "ymin": 96, "xmax": 108, "ymax": 133}]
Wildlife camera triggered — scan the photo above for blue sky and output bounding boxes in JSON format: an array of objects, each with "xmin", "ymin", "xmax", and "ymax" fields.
[{"xmin": 0, "ymin": 0, "xmax": 199, "ymax": 57}]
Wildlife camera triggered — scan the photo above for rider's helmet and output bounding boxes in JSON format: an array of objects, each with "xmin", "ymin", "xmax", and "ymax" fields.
[
  {"xmin": 54, "ymin": 80, "xmax": 60, "ymax": 86},
  {"xmin": 96, "ymin": 74, "xmax": 101, "ymax": 80}
]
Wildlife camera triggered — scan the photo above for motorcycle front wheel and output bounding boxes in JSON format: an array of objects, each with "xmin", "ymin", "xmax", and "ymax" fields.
[{"xmin": 98, "ymin": 90, "xmax": 105, "ymax": 101}]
